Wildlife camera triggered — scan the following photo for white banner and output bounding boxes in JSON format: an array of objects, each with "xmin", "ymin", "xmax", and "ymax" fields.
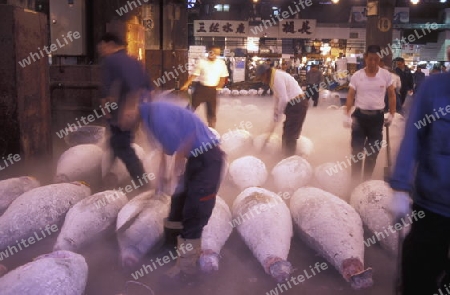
[
  {"xmin": 277, "ymin": 19, "xmax": 316, "ymax": 38},
  {"xmin": 194, "ymin": 20, "xmax": 249, "ymax": 37}
]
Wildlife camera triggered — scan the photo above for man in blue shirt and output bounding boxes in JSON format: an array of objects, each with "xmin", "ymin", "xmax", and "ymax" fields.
[
  {"xmin": 389, "ymin": 49, "xmax": 450, "ymax": 294},
  {"xmin": 120, "ymin": 97, "xmax": 225, "ymax": 280},
  {"xmin": 98, "ymin": 33, "xmax": 150, "ymax": 189}
]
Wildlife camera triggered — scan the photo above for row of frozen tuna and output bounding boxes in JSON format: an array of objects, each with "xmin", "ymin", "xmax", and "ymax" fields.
[
  {"xmin": 219, "ymin": 88, "xmax": 269, "ymax": 96},
  {"xmin": 0, "ymin": 177, "xmax": 403, "ymax": 293}
]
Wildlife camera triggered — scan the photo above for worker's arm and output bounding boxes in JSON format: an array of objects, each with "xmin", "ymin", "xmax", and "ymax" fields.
[
  {"xmin": 217, "ymin": 77, "xmax": 227, "ymax": 89},
  {"xmin": 387, "ymin": 84, "xmax": 396, "ymax": 115},
  {"xmin": 345, "ymin": 86, "xmax": 356, "ymax": 116},
  {"xmin": 180, "ymin": 75, "xmax": 199, "ymax": 91}
]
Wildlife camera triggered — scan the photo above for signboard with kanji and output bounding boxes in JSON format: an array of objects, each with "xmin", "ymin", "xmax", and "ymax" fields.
[
  {"xmin": 194, "ymin": 20, "xmax": 249, "ymax": 37},
  {"xmin": 278, "ymin": 19, "xmax": 316, "ymax": 38}
]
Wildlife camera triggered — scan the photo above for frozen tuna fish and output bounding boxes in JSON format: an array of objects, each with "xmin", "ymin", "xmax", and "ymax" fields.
[
  {"xmin": 102, "ymin": 143, "xmax": 146, "ymax": 187},
  {"xmin": 271, "ymin": 156, "xmax": 313, "ymax": 192},
  {"xmin": 200, "ymin": 196, "xmax": 233, "ymax": 272},
  {"xmin": 0, "ymin": 250, "xmax": 88, "ymax": 295},
  {"xmin": 54, "ymin": 144, "xmax": 103, "ymax": 184},
  {"xmin": 0, "ymin": 176, "xmax": 40, "ymax": 215},
  {"xmin": 0, "ymin": 182, "xmax": 91, "ymax": 251},
  {"xmin": 116, "ymin": 191, "xmax": 170, "ymax": 268},
  {"xmin": 297, "ymin": 136, "xmax": 314, "ymax": 158},
  {"xmin": 350, "ymin": 180, "xmax": 407, "ymax": 255},
  {"xmin": 290, "ymin": 187, "xmax": 373, "ymax": 290},
  {"xmin": 220, "ymin": 129, "xmax": 252, "ymax": 159},
  {"xmin": 229, "ymin": 156, "xmax": 268, "ymax": 190},
  {"xmin": 253, "ymin": 133, "xmax": 281, "ymax": 154},
  {"xmin": 313, "ymin": 162, "xmax": 351, "ymax": 200},
  {"xmin": 232, "ymin": 187, "xmax": 293, "ymax": 282},
  {"xmin": 54, "ymin": 190, "xmax": 128, "ymax": 252}
]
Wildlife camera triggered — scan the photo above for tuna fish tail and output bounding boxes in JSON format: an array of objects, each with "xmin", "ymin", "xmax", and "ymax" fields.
[
  {"xmin": 342, "ymin": 257, "xmax": 373, "ymax": 290},
  {"xmin": 264, "ymin": 256, "xmax": 293, "ymax": 282},
  {"xmin": 199, "ymin": 249, "xmax": 220, "ymax": 272}
]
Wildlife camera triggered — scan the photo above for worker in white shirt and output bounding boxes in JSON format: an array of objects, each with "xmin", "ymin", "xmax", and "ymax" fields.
[
  {"xmin": 344, "ymin": 45, "xmax": 396, "ymax": 183},
  {"xmin": 180, "ymin": 46, "xmax": 229, "ymax": 128},
  {"xmin": 255, "ymin": 63, "xmax": 308, "ymax": 156}
]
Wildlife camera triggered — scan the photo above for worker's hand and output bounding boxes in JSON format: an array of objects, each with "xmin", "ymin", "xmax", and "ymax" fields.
[
  {"xmin": 384, "ymin": 113, "xmax": 394, "ymax": 127},
  {"xmin": 389, "ymin": 191, "xmax": 412, "ymax": 223},
  {"xmin": 343, "ymin": 114, "xmax": 352, "ymax": 128}
]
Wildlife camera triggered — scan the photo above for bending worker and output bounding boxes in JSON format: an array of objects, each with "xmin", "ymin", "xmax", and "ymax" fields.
[
  {"xmin": 118, "ymin": 96, "xmax": 225, "ymax": 281},
  {"xmin": 254, "ymin": 63, "xmax": 309, "ymax": 157}
]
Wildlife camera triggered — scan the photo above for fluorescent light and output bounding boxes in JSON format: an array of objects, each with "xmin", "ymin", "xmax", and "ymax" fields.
[{"xmin": 410, "ymin": 0, "xmax": 419, "ymax": 4}]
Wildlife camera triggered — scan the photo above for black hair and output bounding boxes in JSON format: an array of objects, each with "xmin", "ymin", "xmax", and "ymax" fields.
[
  {"xmin": 100, "ymin": 32, "xmax": 126, "ymax": 46},
  {"xmin": 366, "ymin": 44, "xmax": 381, "ymax": 54}
]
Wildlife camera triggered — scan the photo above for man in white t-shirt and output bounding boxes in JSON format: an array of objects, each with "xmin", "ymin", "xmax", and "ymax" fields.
[
  {"xmin": 255, "ymin": 63, "xmax": 308, "ymax": 156},
  {"xmin": 344, "ymin": 45, "xmax": 396, "ymax": 183},
  {"xmin": 181, "ymin": 46, "xmax": 229, "ymax": 128}
]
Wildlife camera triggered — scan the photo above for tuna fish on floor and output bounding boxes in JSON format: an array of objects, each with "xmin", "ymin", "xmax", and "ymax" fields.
[
  {"xmin": 54, "ymin": 144, "xmax": 103, "ymax": 186},
  {"xmin": 0, "ymin": 176, "xmax": 40, "ymax": 216},
  {"xmin": 271, "ymin": 155, "xmax": 313, "ymax": 193},
  {"xmin": 0, "ymin": 182, "xmax": 91, "ymax": 251},
  {"xmin": 0, "ymin": 250, "xmax": 88, "ymax": 295},
  {"xmin": 313, "ymin": 162, "xmax": 351, "ymax": 200},
  {"xmin": 200, "ymin": 196, "xmax": 233, "ymax": 272},
  {"xmin": 290, "ymin": 187, "xmax": 373, "ymax": 290},
  {"xmin": 228, "ymin": 156, "xmax": 268, "ymax": 190},
  {"xmin": 350, "ymin": 180, "xmax": 408, "ymax": 255},
  {"xmin": 232, "ymin": 187, "xmax": 293, "ymax": 282},
  {"xmin": 116, "ymin": 191, "xmax": 170, "ymax": 269},
  {"xmin": 54, "ymin": 190, "xmax": 128, "ymax": 252}
]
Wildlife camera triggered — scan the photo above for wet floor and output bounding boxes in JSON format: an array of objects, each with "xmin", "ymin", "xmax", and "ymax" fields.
[{"xmin": 0, "ymin": 91, "xmax": 406, "ymax": 295}]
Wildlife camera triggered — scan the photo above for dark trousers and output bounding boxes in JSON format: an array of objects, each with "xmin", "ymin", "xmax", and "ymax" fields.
[
  {"xmin": 191, "ymin": 84, "xmax": 218, "ymax": 128},
  {"xmin": 109, "ymin": 124, "xmax": 146, "ymax": 183},
  {"xmin": 282, "ymin": 97, "xmax": 309, "ymax": 157},
  {"xmin": 350, "ymin": 109, "xmax": 384, "ymax": 182},
  {"xmin": 401, "ymin": 204, "xmax": 450, "ymax": 295},
  {"xmin": 168, "ymin": 146, "xmax": 224, "ymax": 239},
  {"xmin": 399, "ymin": 89, "xmax": 408, "ymax": 107},
  {"xmin": 307, "ymin": 84, "xmax": 320, "ymax": 106}
]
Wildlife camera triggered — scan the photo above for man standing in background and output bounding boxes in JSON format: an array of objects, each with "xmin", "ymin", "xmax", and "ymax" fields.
[
  {"xmin": 394, "ymin": 57, "xmax": 414, "ymax": 107},
  {"xmin": 305, "ymin": 64, "xmax": 324, "ymax": 107},
  {"xmin": 180, "ymin": 45, "xmax": 228, "ymax": 128},
  {"xmin": 98, "ymin": 32, "xmax": 150, "ymax": 189}
]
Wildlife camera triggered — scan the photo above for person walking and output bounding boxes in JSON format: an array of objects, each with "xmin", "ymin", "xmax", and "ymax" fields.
[
  {"xmin": 254, "ymin": 63, "xmax": 308, "ymax": 157},
  {"xmin": 344, "ymin": 45, "xmax": 396, "ymax": 183},
  {"xmin": 118, "ymin": 96, "xmax": 225, "ymax": 281},
  {"xmin": 388, "ymin": 48, "xmax": 450, "ymax": 295},
  {"xmin": 394, "ymin": 57, "xmax": 414, "ymax": 107},
  {"xmin": 305, "ymin": 64, "xmax": 324, "ymax": 107},
  {"xmin": 412, "ymin": 65, "xmax": 425, "ymax": 93},
  {"xmin": 180, "ymin": 45, "xmax": 228, "ymax": 128},
  {"xmin": 97, "ymin": 32, "xmax": 150, "ymax": 189}
]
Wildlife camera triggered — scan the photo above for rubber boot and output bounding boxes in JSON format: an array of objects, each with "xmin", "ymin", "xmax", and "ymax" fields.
[
  {"xmin": 163, "ymin": 218, "xmax": 183, "ymax": 248},
  {"xmin": 163, "ymin": 236, "xmax": 201, "ymax": 280}
]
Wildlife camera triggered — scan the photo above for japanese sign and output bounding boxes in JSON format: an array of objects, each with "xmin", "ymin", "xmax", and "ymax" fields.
[
  {"xmin": 278, "ymin": 19, "xmax": 316, "ymax": 38},
  {"xmin": 194, "ymin": 20, "xmax": 249, "ymax": 37}
]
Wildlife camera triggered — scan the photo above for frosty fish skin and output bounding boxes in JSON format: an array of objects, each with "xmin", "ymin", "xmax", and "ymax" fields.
[
  {"xmin": 54, "ymin": 144, "xmax": 103, "ymax": 184},
  {"xmin": 232, "ymin": 187, "xmax": 293, "ymax": 282},
  {"xmin": 0, "ymin": 250, "xmax": 88, "ymax": 295},
  {"xmin": 350, "ymin": 180, "xmax": 405, "ymax": 255},
  {"xmin": 116, "ymin": 191, "xmax": 170, "ymax": 268},
  {"xmin": 290, "ymin": 187, "xmax": 373, "ymax": 290},
  {"xmin": 0, "ymin": 182, "xmax": 91, "ymax": 251},
  {"xmin": 54, "ymin": 190, "xmax": 128, "ymax": 252},
  {"xmin": 0, "ymin": 176, "xmax": 40, "ymax": 215},
  {"xmin": 200, "ymin": 196, "xmax": 233, "ymax": 272}
]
